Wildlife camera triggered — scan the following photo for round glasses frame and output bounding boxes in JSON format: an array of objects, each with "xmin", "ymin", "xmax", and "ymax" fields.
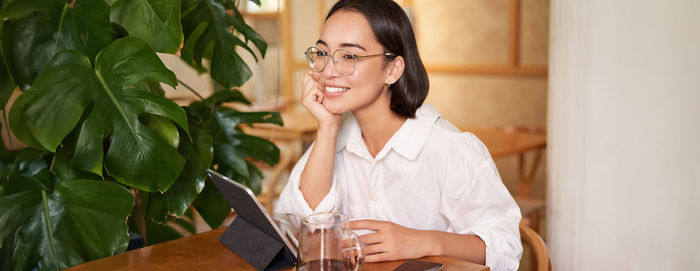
[{"xmin": 304, "ymin": 46, "xmax": 395, "ymax": 76}]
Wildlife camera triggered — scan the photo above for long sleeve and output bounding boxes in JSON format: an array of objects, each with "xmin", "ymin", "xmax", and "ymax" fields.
[
  {"xmin": 438, "ymin": 132, "xmax": 523, "ymax": 271},
  {"xmin": 273, "ymin": 142, "xmax": 342, "ymax": 227}
]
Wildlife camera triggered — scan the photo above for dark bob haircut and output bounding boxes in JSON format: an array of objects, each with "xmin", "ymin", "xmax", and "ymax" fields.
[{"xmin": 327, "ymin": 0, "xmax": 429, "ymax": 118}]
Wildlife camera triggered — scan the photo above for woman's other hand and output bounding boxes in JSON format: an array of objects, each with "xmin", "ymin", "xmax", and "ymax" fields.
[
  {"xmin": 301, "ymin": 71, "xmax": 341, "ymax": 129},
  {"xmin": 349, "ymin": 219, "xmax": 434, "ymax": 262}
]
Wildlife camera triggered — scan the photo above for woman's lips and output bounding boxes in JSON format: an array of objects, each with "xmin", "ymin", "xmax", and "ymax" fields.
[{"xmin": 324, "ymin": 86, "xmax": 349, "ymax": 97}]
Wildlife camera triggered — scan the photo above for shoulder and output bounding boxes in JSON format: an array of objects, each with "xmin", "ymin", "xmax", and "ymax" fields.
[
  {"xmin": 393, "ymin": 104, "xmax": 493, "ymax": 165},
  {"xmin": 423, "ymin": 116, "xmax": 492, "ymax": 165},
  {"xmin": 417, "ymin": 110, "xmax": 500, "ymax": 192}
]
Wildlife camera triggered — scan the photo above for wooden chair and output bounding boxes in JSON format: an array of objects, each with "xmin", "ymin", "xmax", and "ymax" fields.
[{"xmin": 520, "ymin": 220, "xmax": 551, "ymax": 271}]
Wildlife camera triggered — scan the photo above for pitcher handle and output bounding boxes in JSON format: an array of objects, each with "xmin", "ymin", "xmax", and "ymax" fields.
[{"xmin": 344, "ymin": 229, "xmax": 364, "ymax": 271}]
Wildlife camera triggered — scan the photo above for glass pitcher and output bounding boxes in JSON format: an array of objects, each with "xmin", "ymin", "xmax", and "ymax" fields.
[{"xmin": 297, "ymin": 212, "xmax": 364, "ymax": 271}]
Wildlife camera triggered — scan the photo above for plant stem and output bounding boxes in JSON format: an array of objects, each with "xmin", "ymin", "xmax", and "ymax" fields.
[
  {"xmin": 1, "ymin": 109, "xmax": 13, "ymax": 148},
  {"xmin": 41, "ymin": 190, "xmax": 60, "ymax": 270},
  {"xmin": 177, "ymin": 79, "xmax": 206, "ymax": 102},
  {"xmin": 132, "ymin": 188, "xmax": 147, "ymax": 245}
]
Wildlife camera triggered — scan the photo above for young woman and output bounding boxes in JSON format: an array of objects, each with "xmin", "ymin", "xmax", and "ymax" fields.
[{"xmin": 274, "ymin": 0, "xmax": 522, "ymax": 270}]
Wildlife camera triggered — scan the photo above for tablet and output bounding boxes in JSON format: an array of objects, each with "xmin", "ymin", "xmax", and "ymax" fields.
[{"xmin": 207, "ymin": 169, "xmax": 298, "ymax": 259}]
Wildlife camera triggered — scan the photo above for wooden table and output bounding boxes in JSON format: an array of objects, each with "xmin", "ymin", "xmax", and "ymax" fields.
[
  {"xmin": 67, "ymin": 228, "xmax": 488, "ymax": 271},
  {"xmin": 467, "ymin": 127, "xmax": 546, "ymax": 160}
]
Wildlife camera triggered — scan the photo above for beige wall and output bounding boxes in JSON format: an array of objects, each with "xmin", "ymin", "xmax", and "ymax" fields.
[
  {"xmin": 411, "ymin": 0, "xmax": 549, "ymax": 128},
  {"xmin": 412, "ymin": 0, "xmax": 550, "ymax": 197},
  {"xmin": 548, "ymin": 0, "xmax": 700, "ymax": 269}
]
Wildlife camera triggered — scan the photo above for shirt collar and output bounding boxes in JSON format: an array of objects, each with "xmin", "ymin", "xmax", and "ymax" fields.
[{"xmin": 335, "ymin": 104, "xmax": 441, "ymax": 160}]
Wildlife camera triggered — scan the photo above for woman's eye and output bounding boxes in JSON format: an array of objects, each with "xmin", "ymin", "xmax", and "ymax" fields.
[
  {"xmin": 317, "ymin": 51, "xmax": 329, "ymax": 56},
  {"xmin": 343, "ymin": 54, "xmax": 357, "ymax": 60}
]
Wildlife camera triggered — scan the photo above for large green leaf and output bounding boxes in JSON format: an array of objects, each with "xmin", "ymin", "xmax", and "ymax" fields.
[
  {"xmin": 180, "ymin": 0, "xmax": 267, "ymax": 88},
  {"xmin": 0, "ymin": 0, "xmax": 64, "ymax": 19},
  {"xmin": 0, "ymin": 176, "xmax": 133, "ymax": 270},
  {"xmin": 0, "ymin": 21, "xmax": 14, "ymax": 109},
  {"xmin": 200, "ymin": 88, "xmax": 251, "ymax": 106},
  {"xmin": 127, "ymin": 193, "xmax": 189, "ymax": 246},
  {"xmin": 51, "ymin": 111, "xmax": 106, "ymax": 182},
  {"xmin": 1, "ymin": 233, "xmax": 14, "ymax": 269},
  {"xmin": 147, "ymin": 125, "xmax": 213, "ymax": 222},
  {"xmin": 189, "ymin": 89, "xmax": 281, "ymax": 198},
  {"xmin": 111, "ymin": 0, "xmax": 183, "ymax": 53},
  {"xmin": 144, "ymin": 114, "xmax": 180, "ymax": 149},
  {"xmin": 9, "ymin": 37, "xmax": 189, "ymax": 192},
  {"xmin": 143, "ymin": 218, "xmax": 182, "ymax": 245},
  {"xmin": 213, "ymin": 142, "xmax": 249, "ymax": 179},
  {"xmin": 192, "ymin": 177, "xmax": 230, "ymax": 229},
  {"xmin": 0, "ymin": 0, "xmax": 112, "ymax": 90},
  {"xmin": 0, "ymin": 122, "xmax": 13, "ymax": 177},
  {"xmin": 211, "ymin": 108, "xmax": 282, "ymax": 165}
]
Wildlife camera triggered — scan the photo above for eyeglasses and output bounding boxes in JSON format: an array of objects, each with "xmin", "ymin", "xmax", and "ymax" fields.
[{"xmin": 305, "ymin": 46, "xmax": 395, "ymax": 76}]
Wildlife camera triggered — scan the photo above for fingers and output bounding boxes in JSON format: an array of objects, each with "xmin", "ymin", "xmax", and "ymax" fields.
[
  {"xmin": 358, "ymin": 232, "xmax": 382, "ymax": 245},
  {"xmin": 357, "ymin": 231, "xmax": 392, "ymax": 261},
  {"xmin": 363, "ymin": 241, "xmax": 421, "ymax": 263},
  {"xmin": 365, "ymin": 252, "xmax": 391, "ymax": 263},
  {"xmin": 363, "ymin": 241, "xmax": 387, "ymax": 256},
  {"xmin": 301, "ymin": 72, "xmax": 320, "ymax": 94},
  {"xmin": 350, "ymin": 221, "xmax": 428, "ymax": 263},
  {"xmin": 363, "ymin": 242, "xmax": 401, "ymax": 263},
  {"xmin": 349, "ymin": 219, "xmax": 385, "ymax": 231},
  {"xmin": 299, "ymin": 71, "xmax": 340, "ymax": 128},
  {"xmin": 301, "ymin": 72, "xmax": 323, "ymax": 105}
]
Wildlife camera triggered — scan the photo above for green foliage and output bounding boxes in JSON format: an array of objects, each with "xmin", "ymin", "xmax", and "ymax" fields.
[
  {"xmin": 191, "ymin": 90, "xmax": 283, "ymax": 194},
  {"xmin": 146, "ymin": 125, "xmax": 212, "ymax": 222},
  {"xmin": 0, "ymin": 151, "xmax": 133, "ymax": 270},
  {"xmin": 0, "ymin": 21, "xmax": 14, "ymax": 108},
  {"xmin": 9, "ymin": 39, "xmax": 188, "ymax": 192},
  {"xmin": 0, "ymin": 0, "xmax": 113, "ymax": 90},
  {"xmin": 0, "ymin": 0, "xmax": 282, "ymax": 269},
  {"xmin": 180, "ymin": 0, "xmax": 267, "ymax": 88},
  {"xmin": 191, "ymin": 176, "xmax": 231, "ymax": 229},
  {"xmin": 186, "ymin": 90, "xmax": 283, "ymax": 229},
  {"xmin": 110, "ymin": 0, "xmax": 183, "ymax": 53}
]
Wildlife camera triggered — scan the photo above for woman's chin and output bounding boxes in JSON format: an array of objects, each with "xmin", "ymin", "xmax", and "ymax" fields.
[{"xmin": 322, "ymin": 102, "xmax": 347, "ymax": 115}]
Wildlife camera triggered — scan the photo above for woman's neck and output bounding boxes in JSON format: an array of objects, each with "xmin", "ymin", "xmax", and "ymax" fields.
[{"xmin": 353, "ymin": 101, "xmax": 407, "ymax": 158}]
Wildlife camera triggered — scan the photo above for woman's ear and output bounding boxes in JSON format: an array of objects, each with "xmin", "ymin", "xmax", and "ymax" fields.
[{"xmin": 385, "ymin": 56, "xmax": 405, "ymax": 85}]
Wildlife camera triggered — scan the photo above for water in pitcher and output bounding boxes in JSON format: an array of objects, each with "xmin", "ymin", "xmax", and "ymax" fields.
[{"xmin": 298, "ymin": 259, "xmax": 354, "ymax": 271}]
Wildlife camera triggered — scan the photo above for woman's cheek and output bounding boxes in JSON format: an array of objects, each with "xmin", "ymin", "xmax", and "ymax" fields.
[{"xmin": 311, "ymin": 72, "xmax": 321, "ymax": 82}]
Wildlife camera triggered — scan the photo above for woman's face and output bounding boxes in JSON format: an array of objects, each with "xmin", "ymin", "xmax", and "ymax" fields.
[{"xmin": 312, "ymin": 10, "xmax": 398, "ymax": 115}]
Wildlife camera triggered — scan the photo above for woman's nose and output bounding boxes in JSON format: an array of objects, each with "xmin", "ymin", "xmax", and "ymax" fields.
[{"xmin": 322, "ymin": 57, "xmax": 343, "ymax": 77}]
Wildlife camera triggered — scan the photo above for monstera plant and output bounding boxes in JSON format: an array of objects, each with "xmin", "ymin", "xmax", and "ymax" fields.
[{"xmin": 0, "ymin": 0, "xmax": 283, "ymax": 270}]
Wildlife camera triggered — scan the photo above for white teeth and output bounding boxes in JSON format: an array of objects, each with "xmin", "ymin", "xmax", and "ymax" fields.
[{"xmin": 325, "ymin": 86, "xmax": 349, "ymax": 93}]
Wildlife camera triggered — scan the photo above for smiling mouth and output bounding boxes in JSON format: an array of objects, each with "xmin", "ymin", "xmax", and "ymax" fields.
[{"xmin": 325, "ymin": 86, "xmax": 349, "ymax": 94}]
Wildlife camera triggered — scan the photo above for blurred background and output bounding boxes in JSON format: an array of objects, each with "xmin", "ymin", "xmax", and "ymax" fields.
[
  {"xmin": 1, "ymin": 0, "xmax": 696, "ymax": 270},
  {"xmin": 161, "ymin": 1, "xmax": 551, "ymax": 269},
  {"xmin": 158, "ymin": 0, "xmax": 699, "ymax": 270}
]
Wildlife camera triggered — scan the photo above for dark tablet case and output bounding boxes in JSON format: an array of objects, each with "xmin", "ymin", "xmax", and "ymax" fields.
[{"xmin": 208, "ymin": 169, "xmax": 296, "ymax": 270}]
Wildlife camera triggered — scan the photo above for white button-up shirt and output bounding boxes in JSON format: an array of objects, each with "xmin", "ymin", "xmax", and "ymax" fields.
[{"xmin": 274, "ymin": 104, "xmax": 522, "ymax": 271}]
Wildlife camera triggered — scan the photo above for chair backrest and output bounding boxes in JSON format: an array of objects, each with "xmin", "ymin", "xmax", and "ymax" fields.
[{"xmin": 520, "ymin": 221, "xmax": 551, "ymax": 271}]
